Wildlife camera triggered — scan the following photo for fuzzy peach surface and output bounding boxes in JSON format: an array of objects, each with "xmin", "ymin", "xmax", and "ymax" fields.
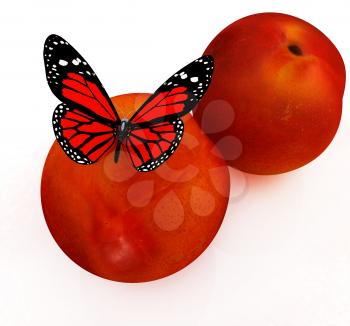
[
  {"xmin": 41, "ymin": 93, "xmax": 230, "ymax": 282},
  {"xmin": 194, "ymin": 12, "xmax": 345, "ymax": 175}
]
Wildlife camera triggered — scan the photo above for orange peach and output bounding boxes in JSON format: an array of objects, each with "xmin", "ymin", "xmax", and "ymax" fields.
[
  {"xmin": 194, "ymin": 13, "xmax": 346, "ymax": 174},
  {"xmin": 41, "ymin": 93, "xmax": 230, "ymax": 282}
]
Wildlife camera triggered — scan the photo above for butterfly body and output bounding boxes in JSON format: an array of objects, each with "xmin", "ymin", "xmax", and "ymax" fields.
[
  {"xmin": 44, "ymin": 34, "xmax": 214, "ymax": 171},
  {"xmin": 113, "ymin": 119, "xmax": 130, "ymax": 162},
  {"xmin": 117, "ymin": 119, "xmax": 130, "ymax": 141}
]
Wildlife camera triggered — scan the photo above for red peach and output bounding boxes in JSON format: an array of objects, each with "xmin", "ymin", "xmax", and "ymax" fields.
[
  {"xmin": 194, "ymin": 12, "xmax": 346, "ymax": 174},
  {"xmin": 41, "ymin": 93, "xmax": 230, "ymax": 282}
]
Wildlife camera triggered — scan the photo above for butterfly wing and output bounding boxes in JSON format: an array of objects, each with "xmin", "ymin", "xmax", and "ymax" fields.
[
  {"xmin": 125, "ymin": 55, "xmax": 214, "ymax": 172},
  {"xmin": 44, "ymin": 34, "xmax": 119, "ymax": 164},
  {"xmin": 126, "ymin": 118, "xmax": 184, "ymax": 171},
  {"xmin": 129, "ymin": 55, "xmax": 214, "ymax": 124},
  {"xmin": 53, "ymin": 103, "xmax": 116, "ymax": 164}
]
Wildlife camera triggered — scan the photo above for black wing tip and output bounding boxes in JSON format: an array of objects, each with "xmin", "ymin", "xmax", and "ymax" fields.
[
  {"xmin": 44, "ymin": 34, "xmax": 56, "ymax": 45},
  {"xmin": 192, "ymin": 55, "xmax": 214, "ymax": 73},
  {"xmin": 44, "ymin": 34, "xmax": 68, "ymax": 47},
  {"xmin": 197, "ymin": 54, "xmax": 214, "ymax": 64},
  {"xmin": 201, "ymin": 54, "xmax": 214, "ymax": 60},
  {"xmin": 45, "ymin": 34, "xmax": 64, "ymax": 41}
]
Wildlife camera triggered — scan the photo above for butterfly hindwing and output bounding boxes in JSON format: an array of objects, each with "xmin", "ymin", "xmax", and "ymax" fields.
[
  {"xmin": 126, "ymin": 118, "xmax": 184, "ymax": 171},
  {"xmin": 129, "ymin": 55, "xmax": 214, "ymax": 124},
  {"xmin": 53, "ymin": 103, "xmax": 116, "ymax": 164}
]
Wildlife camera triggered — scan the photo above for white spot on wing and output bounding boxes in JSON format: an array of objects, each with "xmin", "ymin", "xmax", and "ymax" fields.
[{"xmin": 59, "ymin": 59, "xmax": 68, "ymax": 66}]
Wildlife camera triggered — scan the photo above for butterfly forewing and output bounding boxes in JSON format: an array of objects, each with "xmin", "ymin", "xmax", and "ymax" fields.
[
  {"xmin": 129, "ymin": 55, "xmax": 214, "ymax": 124},
  {"xmin": 44, "ymin": 34, "xmax": 120, "ymax": 123}
]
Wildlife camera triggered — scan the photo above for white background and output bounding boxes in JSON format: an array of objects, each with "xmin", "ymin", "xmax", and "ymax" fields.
[{"xmin": 1, "ymin": 0, "xmax": 350, "ymax": 325}]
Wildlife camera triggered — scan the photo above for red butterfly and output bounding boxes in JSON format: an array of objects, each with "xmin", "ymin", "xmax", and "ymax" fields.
[{"xmin": 44, "ymin": 34, "xmax": 214, "ymax": 171}]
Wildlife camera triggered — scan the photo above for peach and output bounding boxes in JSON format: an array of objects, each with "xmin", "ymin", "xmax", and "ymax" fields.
[
  {"xmin": 194, "ymin": 13, "xmax": 346, "ymax": 174},
  {"xmin": 41, "ymin": 93, "xmax": 230, "ymax": 282}
]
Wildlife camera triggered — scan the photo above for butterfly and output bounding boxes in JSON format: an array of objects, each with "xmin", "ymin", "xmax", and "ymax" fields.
[{"xmin": 43, "ymin": 34, "xmax": 214, "ymax": 171}]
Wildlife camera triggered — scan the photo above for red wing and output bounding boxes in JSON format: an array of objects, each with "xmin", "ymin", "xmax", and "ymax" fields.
[
  {"xmin": 126, "ymin": 118, "xmax": 184, "ymax": 172},
  {"xmin": 44, "ymin": 34, "xmax": 120, "ymax": 164},
  {"xmin": 44, "ymin": 34, "xmax": 120, "ymax": 124},
  {"xmin": 129, "ymin": 55, "xmax": 214, "ymax": 124},
  {"xmin": 60, "ymin": 72, "xmax": 118, "ymax": 121},
  {"xmin": 53, "ymin": 103, "xmax": 116, "ymax": 164}
]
